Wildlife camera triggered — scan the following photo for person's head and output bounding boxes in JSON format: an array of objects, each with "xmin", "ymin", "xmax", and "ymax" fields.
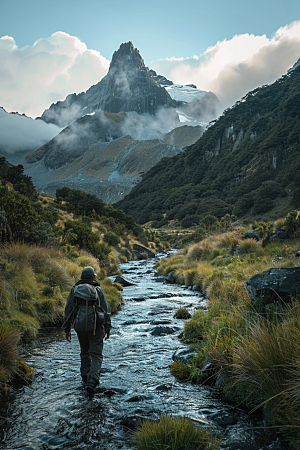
[{"xmin": 81, "ymin": 266, "xmax": 97, "ymax": 280}]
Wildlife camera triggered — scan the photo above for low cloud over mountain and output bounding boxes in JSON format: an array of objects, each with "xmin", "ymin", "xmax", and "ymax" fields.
[
  {"xmin": 0, "ymin": 107, "xmax": 61, "ymax": 158},
  {"xmin": 151, "ymin": 21, "xmax": 300, "ymax": 108}
]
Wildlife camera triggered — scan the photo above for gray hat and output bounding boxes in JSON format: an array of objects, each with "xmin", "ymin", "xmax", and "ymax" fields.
[{"xmin": 81, "ymin": 266, "xmax": 97, "ymax": 279}]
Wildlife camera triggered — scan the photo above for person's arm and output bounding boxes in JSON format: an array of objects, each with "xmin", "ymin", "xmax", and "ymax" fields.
[{"xmin": 63, "ymin": 287, "xmax": 75, "ymax": 341}]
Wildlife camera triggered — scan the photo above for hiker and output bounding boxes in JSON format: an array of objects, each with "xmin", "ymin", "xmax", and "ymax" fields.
[{"xmin": 63, "ymin": 266, "xmax": 111, "ymax": 397}]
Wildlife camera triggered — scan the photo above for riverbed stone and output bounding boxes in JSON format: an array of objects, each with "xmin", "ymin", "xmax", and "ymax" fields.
[
  {"xmin": 166, "ymin": 271, "xmax": 176, "ymax": 283},
  {"xmin": 246, "ymin": 267, "xmax": 300, "ymax": 305},
  {"xmin": 119, "ymin": 415, "xmax": 147, "ymax": 429},
  {"xmin": 155, "ymin": 384, "xmax": 173, "ymax": 391},
  {"xmin": 150, "ymin": 325, "xmax": 180, "ymax": 336},
  {"xmin": 131, "ymin": 250, "xmax": 144, "ymax": 260},
  {"xmin": 222, "ymin": 424, "xmax": 259, "ymax": 450},
  {"xmin": 114, "ymin": 275, "xmax": 137, "ymax": 286},
  {"xmin": 154, "ymin": 276, "xmax": 166, "ymax": 282},
  {"xmin": 208, "ymin": 410, "xmax": 238, "ymax": 427},
  {"xmin": 172, "ymin": 348, "xmax": 198, "ymax": 364},
  {"xmin": 192, "ymin": 284, "xmax": 201, "ymax": 292}
]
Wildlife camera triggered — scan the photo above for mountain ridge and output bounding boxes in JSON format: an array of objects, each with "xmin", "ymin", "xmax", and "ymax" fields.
[{"xmin": 115, "ymin": 65, "xmax": 300, "ymax": 225}]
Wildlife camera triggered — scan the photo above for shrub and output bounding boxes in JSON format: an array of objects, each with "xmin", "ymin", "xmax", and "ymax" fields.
[
  {"xmin": 132, "ymin": 415, "xmax": 219, "ymax": 450},
  {"xmin": 103, "ymin": 232, "xmax": 120, "ymax": 247}
]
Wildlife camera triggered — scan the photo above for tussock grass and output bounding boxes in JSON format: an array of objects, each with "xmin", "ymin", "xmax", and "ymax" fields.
[
  {"xmin": 174, "ymin": 308, "xmax": 191, "ymax": 319},
  {"xmin": 0, "ymin": 325, "xmax": 20, "ymax": 386},
  {"xmin": 0, "ymin": 242, "xmax": 124, "ymax": 388},
  {"xmin": 132, "ymin": 415, "xmax": 219, "ymax": 450},
  {"xmin": 236, "ymin": 238, "xmax": 260, "ymax": 255},
  {"xmin": 159, "ymin": 225, "xmax": 300, "ymax": 446}
]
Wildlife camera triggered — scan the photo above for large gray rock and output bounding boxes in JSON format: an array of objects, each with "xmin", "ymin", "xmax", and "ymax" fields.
[
  {"xmin": 114, "ymin": 275, "xmax": 137, "ymax": 286},
  {"xmin": 269, "ymin": 230, "xmax": 290, "ymax": 242},
  {"xmin": 246, "ymin": 267, "xmax": 300, "ymax": 305},
  {"xmin": 166, "ymin": 271, "xmax": 176, "ymax": 283},
  {"xmin": 150, "ymin": 326, "xmax": 179, "ymax": 336},
  {"xmin": 172, "ymin": 348, "xmax": 197, "ymax": 364},
  {"xmin": 133, "ymin": 244, "xmax": 155, "ymax": 258}
]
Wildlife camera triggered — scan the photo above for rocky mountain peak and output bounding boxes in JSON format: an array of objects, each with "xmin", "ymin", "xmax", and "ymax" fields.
[
  {"xmin": 110, "ymin": 42, "xmax": 147, "ymax": 73},
  {"xmin": 40, "ymin": 42, "xmax": 177, "ymax": 127}
]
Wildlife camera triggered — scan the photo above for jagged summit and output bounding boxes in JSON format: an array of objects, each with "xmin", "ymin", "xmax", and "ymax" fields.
[
  {"xmin": 110, "ymin": 42, "xmax": 147, "ymax": 72},
  {"xmin": 40, "ymin": 42, "xmax": 177, "ymax": 127}
]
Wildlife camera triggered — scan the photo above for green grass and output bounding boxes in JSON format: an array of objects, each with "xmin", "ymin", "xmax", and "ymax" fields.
[
  {"xmin": 155, "ymin": 218, "xmax": 300, "ymax": 447},
  {"xmin": 132, "ymin": 415, "xmax": 220, "ymax": 450}
]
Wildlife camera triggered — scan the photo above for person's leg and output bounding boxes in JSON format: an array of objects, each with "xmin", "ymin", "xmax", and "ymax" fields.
[
  {"xmin": 86, "ymin": 326, "xmax": 105, "ymax": 389},
  {"xmin": 76, "ymin": 331, "xmax": 91, "ymax": 382}
]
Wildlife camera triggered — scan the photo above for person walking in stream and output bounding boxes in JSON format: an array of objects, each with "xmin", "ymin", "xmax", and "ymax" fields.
[{"xmin": 63, "ymin": 266, "xmax": 111, "ymax": 397}]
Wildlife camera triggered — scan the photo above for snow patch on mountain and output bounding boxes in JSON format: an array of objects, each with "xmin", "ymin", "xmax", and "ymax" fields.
[{"xmin": 166, "ymin": 84, "xmax": 207, "ymax": 103}]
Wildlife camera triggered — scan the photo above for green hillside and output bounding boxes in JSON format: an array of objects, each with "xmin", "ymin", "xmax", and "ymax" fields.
[{"xmin": 115, "ymin": 66, "xmax": 300, "ymax": 226}]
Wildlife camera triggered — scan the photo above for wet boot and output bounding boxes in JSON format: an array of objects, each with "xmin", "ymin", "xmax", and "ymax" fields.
[{"xmin": 86, "ymin": 384, "xmax": 95, "ymax": 397}]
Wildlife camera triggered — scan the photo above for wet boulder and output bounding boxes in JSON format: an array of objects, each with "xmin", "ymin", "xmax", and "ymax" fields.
[
  {"xmin": 114, "ymin": 275, "xmax": 137, "ymax": 286},
  {"xmin": 154, "ymin": 276, "xmax": 166, "ymax": 282},
  {"xmin": 172, "ymin": 348, "xmax": 197, "ymax": 364},
  {"xmin": 133, "ymin": 244, "xmax": 156, "ymax": 258},
  {"xmin": 150, "ymin": 325, "xmax": 180, "ymax": 336},
  {"xmin": 131, "ymin": 250, "xmax": 144, "ymax": 261},
  {"xmin": 166, "ymin": 271, "xmax": 176, "ymax": 283},
  {"xmin": 222, "ymin": 424, "xmax": 260, "ymax": 450},
  {"xmin": 242, "ymin": 231, "xmax": 260, "ymax": 241},
  {"xmin": 246, "ymin": 267, "xmax": 300, "ymax": 305},
  {"xmin": 192, "ymin": 284, "xmax": 201, "ymax": 292}
]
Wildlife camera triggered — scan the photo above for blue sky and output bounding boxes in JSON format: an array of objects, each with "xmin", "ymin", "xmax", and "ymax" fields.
[{"xmin": 1, "ymin": 0, "xmax": 299, "ymax": 63}]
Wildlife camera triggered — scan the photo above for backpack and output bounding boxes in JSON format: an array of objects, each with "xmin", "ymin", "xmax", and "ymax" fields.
[{"xmin": 73, "ymin": 284, "xmax": 105, "ymax": 334}]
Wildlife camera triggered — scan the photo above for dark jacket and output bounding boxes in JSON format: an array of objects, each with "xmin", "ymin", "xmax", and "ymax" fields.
[{"xmin": 64, "ymin": 279, "xmax": 111, "ymax": 334}]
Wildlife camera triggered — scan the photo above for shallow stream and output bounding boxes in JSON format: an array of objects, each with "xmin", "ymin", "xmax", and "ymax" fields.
[{"xmin": 0, "ymin": 254, "xmax": 285, "ymax": 450}]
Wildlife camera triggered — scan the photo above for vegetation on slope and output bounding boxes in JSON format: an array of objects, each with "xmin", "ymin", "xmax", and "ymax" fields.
[
  {"xmin": 156, "ymin": 211, "xmax": 300, "ymax": 448},
  {"xmin": 0, "ymin": 157, "xmax": 166, "ymax": 392},
  {"xmin": 116, "ymin": 66, "xmax": 300, "ymax": 226}
]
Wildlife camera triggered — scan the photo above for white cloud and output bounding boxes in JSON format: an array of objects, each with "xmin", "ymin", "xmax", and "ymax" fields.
[
  {"xmin": 151, "ymin": 21, "xmax": 300, "ymax": 109},
  {"xmin": 0, "ymin": 107, "xmax": 61, "ymax": 154},
  {"xmin": 0, "ymin": 32, "xmax": 109, "ymax": 118}
]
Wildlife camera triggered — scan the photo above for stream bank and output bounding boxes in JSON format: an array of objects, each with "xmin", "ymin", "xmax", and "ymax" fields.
[{"xmin": 0, "ymin": 254, "xmax": 286, "ymax": 450}]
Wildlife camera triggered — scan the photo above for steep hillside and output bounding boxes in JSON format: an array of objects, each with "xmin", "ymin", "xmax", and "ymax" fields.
[
  {"xmin": 25, "ymin": 133, "xmax": 183, "ymax": 203},
  {"xmin": 115, "ymin": 66, "xmax": 300, "ymax": 225}
]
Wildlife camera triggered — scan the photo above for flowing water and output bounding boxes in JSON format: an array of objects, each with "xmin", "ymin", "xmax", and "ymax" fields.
[{"xmin": 0, "ymin": 254, "xmax": 285, "ymax": 450}]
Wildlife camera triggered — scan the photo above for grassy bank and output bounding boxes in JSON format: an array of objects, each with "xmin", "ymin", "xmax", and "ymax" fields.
[
  {"xmin": 156, "ymin": 214, "xmax": 300, "ymax": 448},
  {"xmin": 0, "ymin": 242, "xmax": 123, "ymax": 392}
]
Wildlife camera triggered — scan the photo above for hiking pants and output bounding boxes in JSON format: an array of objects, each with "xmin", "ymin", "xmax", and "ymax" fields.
[{"xmin": 76, "ymin": 325, "xmax": 105, "ymax": 388}]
